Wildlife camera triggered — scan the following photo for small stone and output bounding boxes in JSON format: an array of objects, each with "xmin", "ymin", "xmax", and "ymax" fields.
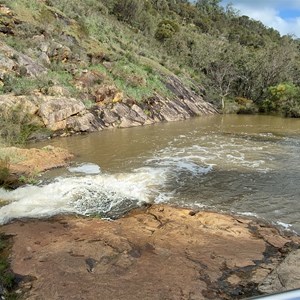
[{"xmin": 189, "ymin": 211, "xmax": 197, "ymax": 216}]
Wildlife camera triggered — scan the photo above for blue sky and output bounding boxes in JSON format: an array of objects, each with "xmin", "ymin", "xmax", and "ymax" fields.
[{"xmin": 221, "ymin": 0, "xmax": 300, "ymax": 37}]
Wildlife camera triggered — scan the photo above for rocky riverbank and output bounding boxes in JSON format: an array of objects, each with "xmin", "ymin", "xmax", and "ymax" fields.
[
  {"xmin": 1, "ymin": 205, "xmax": 299, "ymax": 300},
  {"xmin": 0, "ymin": 74, "xmax": 218, "ymax": 140},
  {"xmin": 0, "ymin": 4, "xmax": 218, "ymax": 142}
]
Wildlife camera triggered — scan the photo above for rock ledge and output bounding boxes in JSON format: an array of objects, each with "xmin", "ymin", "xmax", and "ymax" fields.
[{"xmin": 1, "ymin": 205, "xmax": 299, "ymax": 300}]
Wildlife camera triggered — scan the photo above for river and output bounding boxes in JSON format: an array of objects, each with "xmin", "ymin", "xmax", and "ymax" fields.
[{"xmin": 1, "ymin": 115, "xmax": 300, "ymax": 233}]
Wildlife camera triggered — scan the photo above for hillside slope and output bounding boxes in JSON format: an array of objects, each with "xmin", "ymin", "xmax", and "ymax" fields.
[
  {"xmin": 0, "ymin": 1, "xmax": 218, "ymax": 142},
  {"xmin": 1, "ymin": 0, "xmax": 300, "ymax": 143}
]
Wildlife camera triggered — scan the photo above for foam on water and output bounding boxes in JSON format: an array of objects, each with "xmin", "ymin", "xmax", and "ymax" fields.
[
  {"xmin": 0, "ymin": 148, "xmax": 215, "ymax": 224},
  {"xmin": 68, "ymin": 163, "xmax": 101, "ymax": 174},
  {"xmin": 0, "ymin": 167, "xmax": 171, "ymax": 224},
  {"xmin": 1, "ymin": 126, "xmax": 298, "ymax": 229}
]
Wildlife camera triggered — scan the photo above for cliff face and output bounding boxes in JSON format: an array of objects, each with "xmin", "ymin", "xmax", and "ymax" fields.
[
  {"xmin": 2, "ymin": 205, "xmax": 300, "ymax": 299},
  {"xmin": 0, "ymin": 3, "xmax": 217, "ymax": 141}
]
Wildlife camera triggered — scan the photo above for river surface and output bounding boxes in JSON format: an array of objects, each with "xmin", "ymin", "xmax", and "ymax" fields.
[{"xmin": 1, "ymin": 115, "xmax": 300, "ymax": 232}]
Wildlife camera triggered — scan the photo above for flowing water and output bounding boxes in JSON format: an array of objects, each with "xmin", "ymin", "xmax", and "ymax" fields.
[{"xmin": 1, "ymin": 115, "xmax": 300, "ymax": 232}]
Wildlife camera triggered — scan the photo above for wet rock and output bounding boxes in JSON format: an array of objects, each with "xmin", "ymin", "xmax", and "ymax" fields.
[{"xmin": 259, "ymin": 249, "xmax": 300, "ymax": 293}]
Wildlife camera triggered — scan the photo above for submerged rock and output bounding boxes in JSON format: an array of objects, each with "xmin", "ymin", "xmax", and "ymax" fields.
[{"xmin": 1, "ymin": 205, "xmax": 299, "ymax": 299}]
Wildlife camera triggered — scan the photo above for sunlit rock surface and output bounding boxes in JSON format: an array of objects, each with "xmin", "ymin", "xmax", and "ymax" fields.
[{"xmin": 2, "ymin": 205, "xmax": 299, "ymax": 299}]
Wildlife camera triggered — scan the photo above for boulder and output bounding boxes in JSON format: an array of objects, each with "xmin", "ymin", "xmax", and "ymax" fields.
[
  {"xmin": 131, "ymin": 104, "xmax": 150, "ymax": 122},
  {"xmin": 100, "ymin": 108, "xmax": 119, "ymax": 126},
  {"xmin": 38, "ymin": 52, "xmax": 51, "ymax": 67},
  {"xmin": 38, "ymin": 97, "xmax": 86, "ymax": 130},
  {"xmin": 0, "ymin": 94, "xmax": 39, "ymax": 115},
  {"xmin": 112, "ymin": 102, "xmax": 130, "ymax": 117},
  {"xmin": 112, "ymin": 103, "xmax": 148, "ymax": 128},
  {"xmin": 0, "ymin": 41, "xmax": 47, "ymax": 77},
  {"xmin": 47, "ymin": 85, "xmax": 70, "ymax": 97},
  {"xmin": 66, "ymin": 112, "xmax": 102, "ymax": 132},
  {"xmin": 94, "ymin": 84, "xmax": 119, "ymax": 103}
]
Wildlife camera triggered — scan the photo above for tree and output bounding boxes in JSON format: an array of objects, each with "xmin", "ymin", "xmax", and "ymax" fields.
[
  {"xmin": 195, "ymin": 0, "xmax": 222, "ymax": 15},
  {"xmin": 112, "ymin": 0, "xmax": 143, "ymax": 24},
  {"xmin": 262, "ymin": 83, "xmax": 300, "ymax": 117}
]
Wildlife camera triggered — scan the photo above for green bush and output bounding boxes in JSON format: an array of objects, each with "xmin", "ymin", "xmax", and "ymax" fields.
[
  {"xmin": 2, "ymin": 75, "xmax": 42, "ymax": 96},
  {"xmin": 0, "ymin": 105, "xmax": 40, "ymax": 145},
  {"xmin": 155, "ymin": 20, "xmax": 180, "ymax": 41},
  {"xmin": 261, "ymin": 83, "xmax": 300, "ymax": 117}
]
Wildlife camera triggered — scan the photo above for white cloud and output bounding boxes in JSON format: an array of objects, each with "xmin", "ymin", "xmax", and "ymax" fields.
[{"xmin": 222, "ymin": 1, "xmax": 300, "ymax": 37}]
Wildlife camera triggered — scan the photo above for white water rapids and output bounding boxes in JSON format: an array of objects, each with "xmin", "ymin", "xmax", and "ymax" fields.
[{"xmin": 0, "ymin": 115, "xmax": 300, "ymax": 232}]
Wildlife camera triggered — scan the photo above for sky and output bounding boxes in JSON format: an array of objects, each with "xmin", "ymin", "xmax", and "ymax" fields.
[{"xmin": 221, "ymin": 0, "xmax": 300, "ymax": 38}]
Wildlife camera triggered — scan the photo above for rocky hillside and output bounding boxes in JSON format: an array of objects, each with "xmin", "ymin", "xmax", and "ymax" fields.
[{"xmin": 0, "ymin": 2, "xmax": 217, "ymax": 142}]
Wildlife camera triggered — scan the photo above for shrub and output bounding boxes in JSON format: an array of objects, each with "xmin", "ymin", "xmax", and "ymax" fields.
[
  {"xmin": 2, "ymin": 75, "xmax": 42, "ymax": 96},
  {"xmin": 155, "ymin": 20, "xmax": 180, "ymax": 41},
  {"xmin": 0, "ymin": 157, "xmax": 10, "ymax": 185},
  {"xmin": 261, "ymin": 83, "xmax": 300, "ymax": 117},
  {"xmin": 0, "ymin": 105, "xmax": 40, "ymax": 145},
  {"xmin": 112, "ymin": 0, "xmax": 143, "ymax": 25}
]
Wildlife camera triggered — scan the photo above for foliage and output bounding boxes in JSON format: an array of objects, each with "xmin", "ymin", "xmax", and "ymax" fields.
[
  {"xmin": 99, "ymin": 59, "xmax": 171, "ymax": 101},
  {"xmin": 262, "ymin": 83, "xmax": 300, "ymax": 117},
  {"xmin": 0, "ymin": 157, "xmax": 10, "ymax": 185},
  {"xmin": 2, "ymin": 75, "xmax": 43, "ymax": 96},
  {"xmin": 155, "ymin": 19, "xmax": 180, "ymax": 41},
  {"xmin": 112, "ymin": 0, "xmax": 143, "ymax": 25},
  {"xmin": 0, "ymin": 105, "xmax": 40, "ymax": 145},
  {"xmin": 1, "ymin": 0, "xmax": 300, "ymax": 116}
]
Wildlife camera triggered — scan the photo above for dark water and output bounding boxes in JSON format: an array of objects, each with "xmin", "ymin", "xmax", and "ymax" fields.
[{"xmin": 1, "ymin": 115, "xmax": 300, "ymax": 232}]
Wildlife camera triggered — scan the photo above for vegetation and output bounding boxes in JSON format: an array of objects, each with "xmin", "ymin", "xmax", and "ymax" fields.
[
  {"xmin": 261, "ymin": 83, "xmax": 300, "ymax": 117},
  {"xmin": 0, "ymin": 106, "xmax": 41, "ymax": 146},
  {"xmin": 0, "ymin": 0, "xmax": 300, "ymax": 133},
  {"xmin": 0, "ymin": 156, "xmax": 10, "ymax": 186}
]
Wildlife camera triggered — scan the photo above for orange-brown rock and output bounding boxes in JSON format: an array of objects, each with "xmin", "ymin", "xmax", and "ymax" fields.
[{"xmin": 2, "ymin": 205, "xmax": 299, "ymax": 300}]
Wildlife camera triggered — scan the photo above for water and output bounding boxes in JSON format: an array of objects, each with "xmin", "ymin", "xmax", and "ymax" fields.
[{"xmin": 1, "ymin": 115, "xmax": 300, "ymax": 232}]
